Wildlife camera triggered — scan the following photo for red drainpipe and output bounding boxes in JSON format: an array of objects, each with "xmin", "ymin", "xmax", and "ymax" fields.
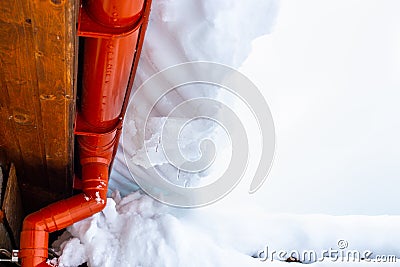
[{"xmin": 19, "ymin": 0, "xmax": 152, "ymax": 266}]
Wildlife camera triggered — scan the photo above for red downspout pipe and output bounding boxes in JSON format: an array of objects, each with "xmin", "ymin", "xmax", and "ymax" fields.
[{"xmin": 19, "ymin": 0, "xmax": 151, "ymax": 266}]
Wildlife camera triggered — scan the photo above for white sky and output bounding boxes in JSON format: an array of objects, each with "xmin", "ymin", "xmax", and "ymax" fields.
[{"xmin": 240, "ymin": 0, "xmax": 400, "ymax": 215}]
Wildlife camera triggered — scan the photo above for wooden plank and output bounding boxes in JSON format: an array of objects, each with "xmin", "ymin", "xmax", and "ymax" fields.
[
  {"xmin": 0, "ymin": 166, "xmax": 3, "ymax": 203},
  {"xmin": 0, "ymin": 68, "xmax": 23, "ymax": 179},
  {"xmin": 29, "ymin": 0, "xmax": 76, "ymax": 194},
  {"xmin": 0, "ymin": 223, "xmax": 12, "ymax": 251},
  {"xmin": 0, "ymin": 0, "xmax": 77, "ymax": 212},
  {"xmin": 0, "ymin": 168, "xmax": 12, "ymax": 251},
  {"xmin": 0, "ymin": 0, "xmax": 48, "ymax": 188},
  {"xmin": 2, "ymin": 164, "xmax": 23, "ymax": 246}
]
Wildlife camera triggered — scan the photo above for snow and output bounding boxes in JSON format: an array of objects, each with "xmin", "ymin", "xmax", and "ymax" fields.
[
  {"xmin": 53, "ymin": 192, "xmax": 400, "ymax": 267},
  {"xmin": 53, "ymin": 0, "xmax": 400, "ymax": 266},
  {"xmin": 109, "ymin": 0, "xmax": 278, "ymax": 197}
]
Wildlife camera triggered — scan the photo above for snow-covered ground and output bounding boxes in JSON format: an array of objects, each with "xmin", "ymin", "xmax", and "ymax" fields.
[
  {"xmin": 53, "ymin": 191, "xmax": 400, "ymax": 267},
  {"xmin": 53, "ymin": 0, "xmax": 400, "ymax": 266}
]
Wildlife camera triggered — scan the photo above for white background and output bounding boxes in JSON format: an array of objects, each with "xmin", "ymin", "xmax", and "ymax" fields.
[{"xmin": 241, "ymin": 0, "xmax": 400, "ymax": 215}]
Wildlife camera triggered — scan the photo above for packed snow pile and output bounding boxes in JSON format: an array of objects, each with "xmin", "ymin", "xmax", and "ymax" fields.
[
  {"xmin": 53, "ymin": 191, "xmax": 268, "ymax": 267},
  {"xmin": 109, "ymin": 0, "xmax": 278, "ymax": 195},
  {"xmin": 53, "ymin": 191, "xmax": 400, "ymax": 267}
]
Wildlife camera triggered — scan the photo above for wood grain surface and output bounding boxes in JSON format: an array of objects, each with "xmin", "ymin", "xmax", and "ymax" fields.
[{"xmin": 0, "ymin": 0, "xmax": 77, "ymax": 213}]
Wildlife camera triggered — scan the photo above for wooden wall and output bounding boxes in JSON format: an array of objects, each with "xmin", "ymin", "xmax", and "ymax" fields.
[
  {"xmin": 0, "ymin": 0, "xmax": 77, "ymax": 213},
  {"xmin": 0, "ymin": 165, "xmax": 23, "ymax": 250}
]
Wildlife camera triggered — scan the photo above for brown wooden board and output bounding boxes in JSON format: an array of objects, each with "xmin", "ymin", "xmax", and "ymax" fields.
[
  {"xmin": 0, "ymin": 223, "xmax": 12, "ymax": 251},
  {"xmin": 2, "ymin": 164, "xmax": 23, "ymax": 247},
  {"xmin": 0, "ymin": 168, "xmax": 12, "ymax": 250},
  {"xmin": 0, "ymin": 166, "xmax": 3, "ymax": 203},
  {"xmin": 0, "ymin": 0, "xmax": 77, "ymax": 213}
]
